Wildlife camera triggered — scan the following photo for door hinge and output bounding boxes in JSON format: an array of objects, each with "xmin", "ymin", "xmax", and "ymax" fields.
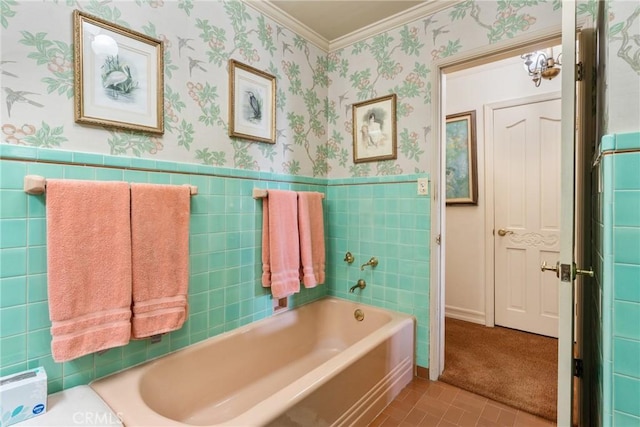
[
  {"xmin": 573, "ymin": 358, "xmax": 583, "ymax": 378},
  {"xmin": 576, "ymin": 62, "xmax": 584, "ymax": 82},
  {"xmin": 435, "ymin": 234, "xmax": 441, "ymax": 245}
]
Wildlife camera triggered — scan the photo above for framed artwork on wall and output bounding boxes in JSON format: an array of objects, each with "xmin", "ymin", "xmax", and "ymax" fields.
[
  {"xmin": 445, "ymin": 110, "xmax": 478, "ymax": 205},
  {"xmin": 73, "ymin": 10, "xmax": 164, "ymax": 134},
  {"xmin": 352, "ymin": 94, "xmax": 397, "ymax": 163},
  {"xmin": 228, "ymin": 59, "xmax": 276, "ymax": 144}
]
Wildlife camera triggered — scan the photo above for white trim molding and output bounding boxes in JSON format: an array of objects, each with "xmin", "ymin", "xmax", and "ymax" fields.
[
  {"xmin": 244, "ymin": 0, "xmax": 329, "ymax": 50},
  {"xmin": 329, "ymin": 1, "xmax": 457, "ymax": 51},
  {"xmin": 244, "ymin": 0, "xmax": 457, "ymax": 52},
  {"xmin": 444, "ymin": 306, "xmax": 486, "ymax": 325}
]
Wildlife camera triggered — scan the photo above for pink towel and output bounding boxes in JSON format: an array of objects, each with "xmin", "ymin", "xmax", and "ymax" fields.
[
  {"xmin": 130, "ymin": 183, "xmax": 190, "ymax": 338},
  {"xmin": 297, "ymin": 191, "xmax": 325, "ymax": 288},
  {"xmin": 261, "ymin": 190, "xmax": 300, "ymax": 298},
  {"xmin": 46, "ymin": 179, "xmax": 132, "ymax": 362}
]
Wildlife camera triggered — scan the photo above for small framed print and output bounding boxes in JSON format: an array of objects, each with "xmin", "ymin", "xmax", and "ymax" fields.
[
  {"xmin": 352, "ymin": 94, "xmax": 397, "ymax": 163},
  {"xmin": 73, "ymin": 10, "xmax": 164, "ymax": 134},
  {"xmin": 228, "ymin": 59, "xmax": 276, "ymax": 144},
  {"xmin": 445, "ymin": 110, "xmax": 478, "ymax": 205}
]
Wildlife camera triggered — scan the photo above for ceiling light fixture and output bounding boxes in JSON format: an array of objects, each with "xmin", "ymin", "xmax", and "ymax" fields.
[{"xmin": 521, "ymin": 48, "xmax": 562, "ymax": 87}]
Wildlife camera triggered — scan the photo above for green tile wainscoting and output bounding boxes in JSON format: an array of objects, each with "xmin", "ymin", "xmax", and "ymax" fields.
[
  {"xmin": 0, "ymin": 145, "xmax": 327, "ymax": 392},
  {"xmin": 325, "ymin": 179, "xmax": 430, "ymax": 367},
  {"xmin": 597, "ymin": 132, "xmax": 640, "ymax": 426},
  {"xmin": 0, "ymin": 144, "xmax": 431, "ymax": 393}
]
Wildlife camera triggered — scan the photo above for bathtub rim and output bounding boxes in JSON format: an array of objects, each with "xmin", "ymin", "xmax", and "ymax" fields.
[{"xmin": 90, "ymin": 296, "xmax": 416, "ymax": 426}]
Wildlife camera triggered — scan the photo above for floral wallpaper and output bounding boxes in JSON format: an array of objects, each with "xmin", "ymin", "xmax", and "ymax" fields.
[
  {"xmin": 1, "ymin": 0, "xmax": 329, "ymax": 176},
  {"xmin": 326, "ymin": 0, "xmax": 562, "ymax": 178},
  {"xmin": 602, "ymin": 0, "xmax": 640, "ymax": 134},
  {"xmin": 1, "ymin": 0, "xmax": 638, "ymax": 178}
]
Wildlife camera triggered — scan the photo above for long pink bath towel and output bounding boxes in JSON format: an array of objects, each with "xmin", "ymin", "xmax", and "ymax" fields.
[
  {"xmin": 130, "ymin": 183, "xmax": 190, "ymax": 338},
  {"xmin": 261, "ymin": 189, "xmax": 300, "ymax": 298},
  {"xmin": 297, "ymin": 191, "xmax": 325, "ymax": 288},
  {"xmin": 46, "ymin": 179, "xmax": 132, "ymax": 362}
]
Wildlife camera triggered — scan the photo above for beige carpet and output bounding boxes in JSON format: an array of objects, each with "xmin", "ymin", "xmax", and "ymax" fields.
[{"xmin": 439, "ymin": 317, "xmax": 558, "ymax": 421}]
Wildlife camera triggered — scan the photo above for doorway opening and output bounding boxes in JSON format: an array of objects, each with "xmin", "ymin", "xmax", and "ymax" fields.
[
  {"xmin": 436, "ymin": 40, "xmax": 563, "ymax": 421},
  {"xmin": 429, "ymin": 10, "xmax": 595, "ymax": 426}
]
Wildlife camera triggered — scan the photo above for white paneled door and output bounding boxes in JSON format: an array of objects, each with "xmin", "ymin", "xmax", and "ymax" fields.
[{"xmin": 493, "ymin": 97, "xmax": 562, "ymax": 338}]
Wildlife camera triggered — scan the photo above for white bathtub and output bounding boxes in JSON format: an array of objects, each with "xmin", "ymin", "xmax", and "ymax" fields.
[{"xmin": 90, "ymin": 297, "xmax": 415, "ymax": 426}]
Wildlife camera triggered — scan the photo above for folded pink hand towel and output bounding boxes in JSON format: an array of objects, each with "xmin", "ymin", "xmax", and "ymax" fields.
[
  {"xmin": 130, "ymin": 183, "xmax": 190, "ymax": 338},
  {"xmin": 261, "ymin": 189, "xmax": 300, "ymax": 299},
  {"xmin": 297, "ymin": 191, "xmax": 325, "ymax": 288},
  {"xmin": 46, "ymin": 179, "xmax": 132, "ymax": 362}
]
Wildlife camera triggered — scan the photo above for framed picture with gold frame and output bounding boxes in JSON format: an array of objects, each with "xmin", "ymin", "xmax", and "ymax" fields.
[
  {"xmin": 228, "ymin": 59, "xmax": 276, "ymax": 144},
  {"xmin": 352, "ymin": 94, "xmax": 397, "ymax": 163},
  {"xmin": 73, "ymin": 10, "xmax": 164, "ymax": 134},
  {"xmin": 445, "ymin": 110, "xmax": 478, "ymax": 205}
]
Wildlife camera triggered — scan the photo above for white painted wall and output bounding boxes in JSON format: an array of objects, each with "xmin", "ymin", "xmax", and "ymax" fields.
[{"xmin": 444, "ymin": 51, "xmax": 561, "ymax": 324}]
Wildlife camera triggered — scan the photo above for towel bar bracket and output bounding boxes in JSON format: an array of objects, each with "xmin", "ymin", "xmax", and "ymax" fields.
[
  {"xmin": 181, "ymin": 183, "xmax": 198, "ymax": 195},
  {"xmin": 24, "ymin": 175, "xmax": 46, "ymax": 195}
]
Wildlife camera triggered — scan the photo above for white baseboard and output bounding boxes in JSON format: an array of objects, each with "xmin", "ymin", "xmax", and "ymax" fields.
[{"xmin": 445, "ymin": 305, "xmax": 485, "ymax": 324}]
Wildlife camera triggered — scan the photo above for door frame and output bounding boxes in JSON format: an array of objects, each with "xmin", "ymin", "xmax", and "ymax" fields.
[
  {"xmin": 429, "ymin": 25, "xmax": 564, "ymax": 381},
  {"xmin": 430, "ymin": 10, "xmax": 592, "ymax": 427},
  {"xmin": 483, "ymin": 91, "xmax": 562, "ymax": 329}
]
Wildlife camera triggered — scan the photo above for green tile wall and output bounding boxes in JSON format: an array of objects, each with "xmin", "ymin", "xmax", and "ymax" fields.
[
  {"xmin": 599, "ymin": 132, "xmax": 640, "ymax": 426},
  {"xmin": 1, "ymin": 145, "xmax": 433, "ymax": 393},
  {"xmin": 325, "ymin": 177, "xmax": 430, "ymax": 367},
  {"xmin": 0, "ymin": 146, "xmax": 328, "ymax": 392}
]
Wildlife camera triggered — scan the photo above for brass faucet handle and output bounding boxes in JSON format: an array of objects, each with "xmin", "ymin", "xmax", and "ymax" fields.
[{"xmin": 344, "ymin": 251, "xmax": 354, "ymax": 264}]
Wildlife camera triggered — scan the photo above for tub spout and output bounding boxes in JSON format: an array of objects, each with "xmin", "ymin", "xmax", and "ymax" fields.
[
  {"xmin": 349, "ymin": 279, "xmax": 366, "ymax": 293},
  {"xmin": 360, "ymin": 257, "xmax": 378, "ymax": 271}
]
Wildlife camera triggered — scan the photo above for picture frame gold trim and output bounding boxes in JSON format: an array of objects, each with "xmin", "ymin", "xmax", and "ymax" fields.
[
  {"xmin": 228, "ymin": 59, "xmax": 276, "ymax": 144},
  {"xmin": 352, "ymin": 94, "xmax": 397, "ymax": 163},
  {"xmin": 445, "ymin": 110, "xmax": 478, "ymax": 205},
  {"xmin": 73, "ymin": 10, "xmax": 164, "ymax": 134}
]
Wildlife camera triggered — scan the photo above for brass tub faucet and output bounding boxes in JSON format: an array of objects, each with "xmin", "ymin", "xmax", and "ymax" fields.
[
  {"xmin": 360, "ymin": 257, "xmax": 378, "ymax": 271},
  {"xmin": 349, "ymin": 279, "xmax": 366, "ymax": 293}
]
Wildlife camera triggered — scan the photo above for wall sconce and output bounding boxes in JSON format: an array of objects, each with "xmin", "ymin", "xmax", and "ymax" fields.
[{"xmin": 521, "ymin": 48, "xmax": 562, "ymax": 87}]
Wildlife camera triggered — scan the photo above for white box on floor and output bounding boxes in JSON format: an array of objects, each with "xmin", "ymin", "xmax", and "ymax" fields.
[{"xmin": 0, "ymin": 367, "xmax": 47, "ymax": 426}]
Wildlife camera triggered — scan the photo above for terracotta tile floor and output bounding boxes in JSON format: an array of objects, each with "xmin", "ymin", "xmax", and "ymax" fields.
[{"xmin": 369, "ymin": 377, "xmax": 556, "ymax": 427}]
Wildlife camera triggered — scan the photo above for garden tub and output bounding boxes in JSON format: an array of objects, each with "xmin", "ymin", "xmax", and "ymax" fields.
[{"xmin": 90, "ymin": 297, "xmax": 415, "ymax": 426}]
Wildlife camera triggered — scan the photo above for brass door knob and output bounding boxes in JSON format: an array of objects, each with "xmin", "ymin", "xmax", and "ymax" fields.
[
  {"xmin": 497, "ymin": 229, "xmax": 514, "ymax": 237},
  {"xmin": 574, "ymin": 266, "xmax": 594, "ymax": 278},
  {"xmin": 541, "ymin": 261, "xmax": 560, "ymax": 278}
]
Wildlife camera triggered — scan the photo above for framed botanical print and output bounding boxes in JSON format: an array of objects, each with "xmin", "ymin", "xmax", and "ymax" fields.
[
  {"xmin": 73, "ymin": 10, "xmax": 164, "ymax": 134},
  {"xmin": 352, "ymin": 94, "xmax": 397, "ymax": 163},
  {"xmin": 228, "ymin": 59, "xmax": 276, "ymax": 144}
]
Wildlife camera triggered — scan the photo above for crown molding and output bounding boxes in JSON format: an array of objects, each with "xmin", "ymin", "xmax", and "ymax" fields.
[
  {"xmin": 244, "ymin": 1, "xmax": 330, "ymax": 51},
  {"xmin": 329, "ymin": 1, "xmax": 458, "ymax": 51},
  {"xmin": 244, "ymin": 0, "xmax": 460, "ymax": 53}
]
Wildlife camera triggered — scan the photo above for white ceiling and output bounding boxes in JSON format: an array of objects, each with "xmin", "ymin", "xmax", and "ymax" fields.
[
  {"xmin": 247, "ymin": 0, "xmax": 456, "ymax": 51},
  {"xmin": 268, "ymin": 1, "xmax": 425, "ymax": 41}
]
